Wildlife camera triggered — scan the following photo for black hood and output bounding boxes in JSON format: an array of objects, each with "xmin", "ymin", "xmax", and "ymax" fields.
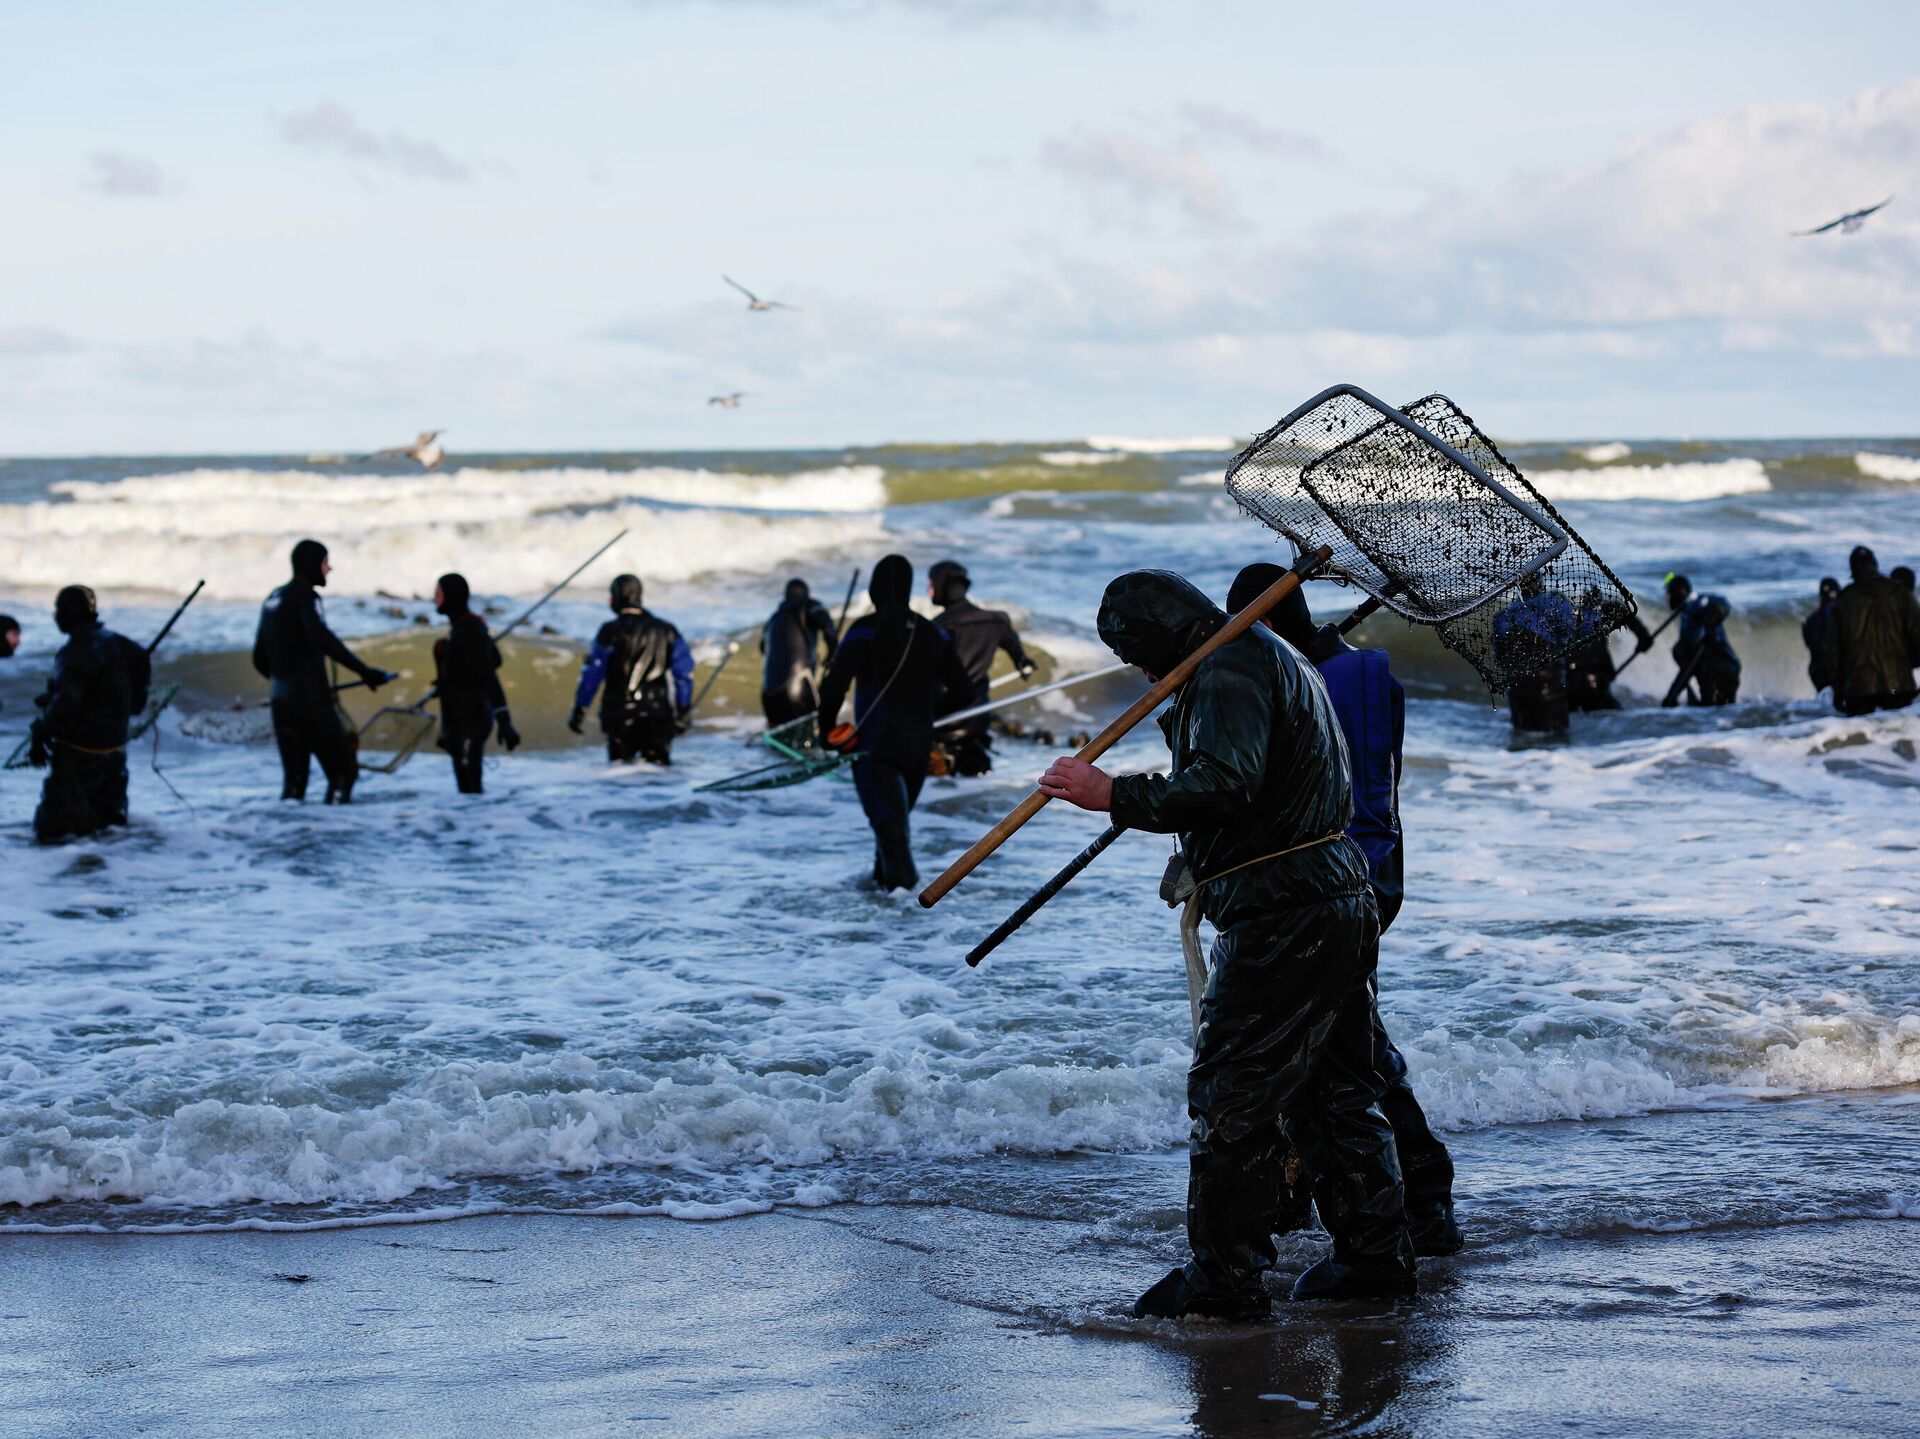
[
  {"xmin": 928, "ymin": 559, "xmax": 969, "ymax": 606},
  {"xmin": 292, "ymin": 538, "xmax": 329, "ymax": 586},
  {"xmin": 437, "ymin": 572, "xmax": 471, "ymax": 617},
  {"xmin": 870, "ymin": 554, "xmax": 913, "ymax": 609},
  {"xmin": 1227, "ymin": 562, "xmax": 1313, "ymax": 650},
  {"xmin": 0, "ymin": 614, "xmax": 18, "ymax": 658},
  {"xmin": 1097, "ymin": 570, "xmax": 1225, "ymax": 677},
  {"xmin": 610, "ymin": 573, "xmax": 644, "ymax": 611},
  {"xmin": 1850, "ymin": 545, "xmax": 1879, "ymax": 582},
  {"xmin": 54, "ymin": 585, "xmax": 98, "ymax": 636},
  {"xmin": 783, "ymin": 577, "xmax": 810, "ymax": 604}
]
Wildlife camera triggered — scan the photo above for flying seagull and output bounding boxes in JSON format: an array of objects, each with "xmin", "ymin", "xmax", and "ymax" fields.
[
  {"xmin": 364, "ymin": 430, "xmax": 446, "ymax": 471},
  {"xmin": 722, "ymin": 275, "xmax": 797, "ymax": 312},
  {"xmin": 708, "ymin": 392, "xmax": 749, "ymax": 409},
  {"xmin": 1794, "ymin": 197, "xmax": 1892, "ymax": 236}
]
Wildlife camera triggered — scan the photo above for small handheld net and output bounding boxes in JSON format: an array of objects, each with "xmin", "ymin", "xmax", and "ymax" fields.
[
  {"xmin": 1225, "ymin": 384, "xmax": 1632, "ymax": 693},
  {"xmin": 357, "ymin": 706, "xmax": 438, "ymax": 774}
]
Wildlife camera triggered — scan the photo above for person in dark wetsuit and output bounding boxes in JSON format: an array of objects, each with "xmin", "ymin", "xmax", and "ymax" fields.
[
  {"xmin": 1824, "ymin": 546, "xmax": 1920, "ymax": 716},
  {"xmin": 759, "ymin": 577, "xmax": 839, "ymax": 727},
  {"xmin": 0, "ymin": 615, "xmax": 19, "ymax": 660},
  {"xmin": 928, "ymin": 559, "xmax": 1034, "ymax": 777},
  {"xmin": 432, "ymin": 573, "xmax": 520, "ymax": 794},
  {"xmin": 1492, "ymin": 576, "xmax": 1578, "ymax": 733},
  {"xmin": 1892, "ymin": 566, "xmax": 1916, "ymax": 594},
  {"xmin": 1565, "ymin": 585, "xmax": 1652, "ymax": 712},
  {"xmin": 1661, "ymin": 573, "xmax": 1740, "ymax": 707},
  {"xmin": 27, "ymin": 586, "xmax": 150, "ymax": 843},
  {"xmin": 568, "ymin": 574, "xmax": 694, "ymax": 764},
  {"xmin": 252, "ymin": 539, "xmax": 391, "ymax": 803},
  {"xmin": 1802, "ymin": 576, "xmax": 1842, "ymax": 695},
  {"xmin": 1230, "ymin": 563, "xmax": 1461, "ymax": 1260},
  {"xmin": 1042, "ymin": 570, "xmax": 1414, "ymax": 1320},
  {"xmin": 816, "ymin": 554, "xmax": 972, "ymax": 891}
]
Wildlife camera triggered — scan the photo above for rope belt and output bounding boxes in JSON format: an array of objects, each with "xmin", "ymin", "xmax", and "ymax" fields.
[
  {"xmin": 1178, "ymin": 830, "xmax": 1347, "ymax": 1041},
  {"xmin": 56, "ymin": 738, "xmax": 127, "ymax": 757}
]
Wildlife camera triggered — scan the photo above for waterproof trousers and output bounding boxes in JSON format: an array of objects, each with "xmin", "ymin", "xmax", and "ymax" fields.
[
  {"xmin": 271, "ymin": 699, "xmax": 356, "ymax": 803},
  {"xmin": 1507, "ymin": 669, "xmax": 1569, "ymax": 733},
  {"xmin": 1693, "ymin": 662, "xmax": 1740, "ymax": 707},
  {"xmin": 1186, "ymin": 891, "xmax": 1411, "ymax": 1303},
  {"xmin": 443, "ymin": 728, "xmax": 487, "ymax": 794},
  {"xmin": 761, "ymin": 675, "xmax": 818, "ymax": 728},
  {"xmin": 1371, "ymin": 1002, "xmax": 1455, "ymax": 1222},
  {"xmin": 851, "ymin": 754, "xmax": 925, "ymax": 891},
  {"xmin": 34, "ymin": 748, "xmax": 129, "ymax": 843},
  {"xmin": 1837, "ymin": 690, "xmax": 1915, "ymax": 717},
  {"xmin": 607, "ymin": 716, "xmax": 675, "ymax": 765}
]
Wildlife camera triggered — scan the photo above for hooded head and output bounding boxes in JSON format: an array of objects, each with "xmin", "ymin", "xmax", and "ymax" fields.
[
  {"xmin": 610, "ymin": 573, "xmax": 644, "ymax": 611},
  {"xmin": 1097, "ymin": 570, "xmax": 1225, "ymax": 680},
  {"xmin": 1819, "ymin": 576, "xmax": 1841, "ymax": 603},
  {"xmin": 54, "ymin": 585, "xmax": 98, "ymax": 636},
  {"xmin": 1226, "ymin": 562, "xmax": 1313, "ymax": 651},
  {"xmin": 784, "ymin": 577, "xmax": 810, "ymax": 605},
  {"xmin": 1893, "ymin": 566, "xmax": 1916, "ymax": 593},
  {"xmin": 0, "ymin": 614, "xmax": 18, "ymax": 658},
  {"xmin": 928, "ymin": 559, "xmax": 970, "ymax": 606},
  {"xmin": 1664, "ymin": 572, "xmax": 1691, "ymax": 609},
  {"xmin": 291, "ymin": 538, "xmax": 329, "ymax": 587},
  {"xmin": 436, "ymin": 573, "xmax": 471, "ymax": 617},
  {"xmin": 1850, "ymin": 545, "xmax": 1879, "ymax": 582},
  {"xmin": 869, "ymin": 554, "xmax": 913, "ymax": 609}
]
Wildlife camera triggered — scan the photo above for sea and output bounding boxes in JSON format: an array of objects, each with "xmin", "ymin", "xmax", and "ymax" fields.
[{"xmin": 1, "ymin": 431, "xmax": 1916, "ymax": 1267}]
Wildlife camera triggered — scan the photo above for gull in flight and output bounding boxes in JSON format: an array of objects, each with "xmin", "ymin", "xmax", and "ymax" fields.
[
  {"xmin": 722, "ymin": 275, "xmax": 797, "ymax": 312},
  {"xmin": 1794, "ymin": 197, "xmax": 1892, "ymax": 236},
  {"xmin": 708, "ymin": 392, "xmax": 749, "ymax": 409},
  {"xmin": 364, "ymin": 430, "xmax": 446, "ymax": 470}
]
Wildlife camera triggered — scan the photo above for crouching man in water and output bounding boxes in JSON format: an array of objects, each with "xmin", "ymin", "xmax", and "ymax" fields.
[
  {"xmin": 28, "ymin": 586, "xmax": 150, "ymax": 843},
  {"xmin": 433, "ymin": 573, "xmax": 520, "ymax": 793},
  {"xmin": 1040, "ymin": 570, "xmax": 1415, "ymax": 1320}
]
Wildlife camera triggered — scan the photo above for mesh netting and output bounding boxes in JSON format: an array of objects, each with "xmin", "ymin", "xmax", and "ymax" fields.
[
  {"xmin": 357, "ymin": 707, "xmax": 438, "ymax": 774},
  {"xmin": 1399, "ymin": 394, "xmax": 1639, "ymax": 694},
  {"xmin": 1225, "ymin": 385, "xmax": 1567, "ymax": 627}
]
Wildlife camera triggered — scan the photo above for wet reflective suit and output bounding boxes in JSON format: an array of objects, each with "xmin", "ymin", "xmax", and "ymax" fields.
[
  {"xmin": 433, "ymin": 574, "xmax": 519, "ymax": 794},
  {"xmin": 1825, "ymin": 554, "xmax": 1920, "ymax": 716},
  {"xmin": 1494, "ymin": 589, "xmax": 1578, "ymax": 733},
  {"xmin": 816, "ymin": 555, "xmax": 971, "ymax": 891},
  {"xmin": 759, "ymin": 584, "xmax": 839, "ymax": 726},
  {"xmin": 1567, "ymin": 611, "xmax": 1652, "ymax": 712},
  {"xmin": 574, "ymin": 577, "xmax": 694, "ymax": 764},
  {"xmin": 930, "ymin": 562, "xmax": 1033, "ymax": 777},
  {"xmin": 31, "ymin": 591, "xmax": 149, "ymax": 843},
  {"xmin": 253, "ymin": 555, "xmax": 382, "ymax": 803},
  {"xmin": 1102, "ymin": 571, "xmax": 1412, "ymax": 1317},
  {"xmin": 1669, "ymin": 594, "xmax": 1740, "ymax": 706}
]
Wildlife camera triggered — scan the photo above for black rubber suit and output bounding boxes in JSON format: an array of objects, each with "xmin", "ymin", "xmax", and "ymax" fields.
[
  {"xmin": 252, "ymin": 541, "xmax": 383, "ymax": 803},
  {"xmin": 433, "ymin": 574, "xmax": 519, "ymax": 794},
  {"xmin": 1825, "ymin": 548, "xmax": 1920, "ymax": 716},
  {"xmin": 816, "ymin": 555, "xmax": 971, "ymax": 891},
  {"xmin": 1100, "ymin": 571, "xmax": 1412, "ymax": 1319},
  {"xmin": 1567, "ymin": 611, "xmax": 1652, "ymax": 712},
  {"xmin": 759, "ymin": 580, "xmax": 839, "ymax": 726},
  {"xmin": 30, "ymin": 587, "xmax": 149, "ymax": 843},
  {"xmin": 929, "ymin": 560, "xmax": 1033, "ymax": 776},
  {"xmin": 1802, "ymin": 581, "xmax": 1840, "ymax": 694},
  {"xmin": 571, "ymin": 575, "xmax": 695, "ymax": 765}
]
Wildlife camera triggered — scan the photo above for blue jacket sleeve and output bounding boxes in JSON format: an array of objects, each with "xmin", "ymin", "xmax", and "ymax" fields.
[
  {"xmin": 671, "ymin": 633, "xmax": 695, "ymax": 710},
  {"xmin": 575, "ymin": 642, "xmax": 611, "ymax": 710}
]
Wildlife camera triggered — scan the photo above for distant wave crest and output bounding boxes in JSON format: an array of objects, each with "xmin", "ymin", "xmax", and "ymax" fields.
[
  {"xmin": 1529, "ymin": 458, "xmax": 1769, "ymax": 502},
  {"xmin": 1855, "ymin": 451, "xmax": 1920, "ymax": 483}
]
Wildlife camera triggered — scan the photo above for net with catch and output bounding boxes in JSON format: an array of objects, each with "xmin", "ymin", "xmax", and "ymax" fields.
[{"xmin": 1224, "ymin": 384, "xmax": 1635, "ymax": 694}]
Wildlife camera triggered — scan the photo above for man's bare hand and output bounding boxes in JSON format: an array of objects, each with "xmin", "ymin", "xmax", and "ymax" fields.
[{"xmin": 1038, "ymin": 755, "xmax": 1112, "ymax": 812}]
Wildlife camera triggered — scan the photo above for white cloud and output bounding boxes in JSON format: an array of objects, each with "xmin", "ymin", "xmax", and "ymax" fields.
[
  {"xmin": 1040, "ymin": 127, "xmax": 1248, "ymax": 230},
  {"xmin": 82, "ymin": 151, "xmax": 181, "ymax": 198},
  {"xmin": 0, "ymin": 325, "xmax": 83, "ymax": 358},
  {"xmin": 277, "ymin": 102, "xmax": 477, "ymax": 183},
  {"xmin": 1178, "ymin": 103, "xmax": 1330, "ymax": 162}
]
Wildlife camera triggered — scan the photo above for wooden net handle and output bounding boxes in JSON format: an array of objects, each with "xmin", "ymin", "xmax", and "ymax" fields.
[{"xmin": 917, "ymin": 546, "xmax": 1331, "ymax": 908}]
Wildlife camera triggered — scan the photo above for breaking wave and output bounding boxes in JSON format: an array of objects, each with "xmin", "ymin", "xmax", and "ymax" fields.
[
  {"xmin": 1528, "ymin": 457, "xmax": 1770, "ymax": 501},
  {"xmin": 1855, "ymin": 451, "xmax": 1920, "ymax": 482},
  {"xmin": 1577, "ymin": 441, "xmax": 1633, "ymax": 463},
  {"xmin": 1083, "ymin": 435, "xmax": 1239, "ymax": 454}
]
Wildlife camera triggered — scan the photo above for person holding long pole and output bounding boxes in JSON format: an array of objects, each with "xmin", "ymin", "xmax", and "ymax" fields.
[
  {"xmin": 25, "ymin": 585, "xmax": 155, "ymax": 842},
  {"xmin": 1036, "ymin": 568, "xmax": 1415, "ymax": 1320}
]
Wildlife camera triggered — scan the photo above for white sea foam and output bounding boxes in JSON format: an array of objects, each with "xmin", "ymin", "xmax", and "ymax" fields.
[
  {"xmin": 1528, "ymin": 457, "xmax": 1770, "ymax": 501},
  {"xmin": 1037, "ymin": 451, "xmax": 1125, "ymax": 467},
  {"xmin": 1854, "ymin": 451, "xmax": 1920, "ymax": 482},
  {"xmin": 1083, "ymin": 435, "xmax": 1238, "ymax": 454},
  {"xmin": 1577, "ymin": 442, "xmax": 1633, "ymax": 463},
  {"xmin": 0, "ymin": 464, "xmax": 888, "ymax": 599}
]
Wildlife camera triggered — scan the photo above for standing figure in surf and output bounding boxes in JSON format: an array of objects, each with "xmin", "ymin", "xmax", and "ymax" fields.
[
  {"xmin": 1802, "ymin": 576, "xmax": 1842, "ymax": 696},
  {"xmin": 1041, "ymin": 569, "xmax": 1414, "ymax": 1320},
  {"xmin": 252, "ymin": 539, "xmax": 391, "ymax": 804},
  {"xmin": 432, "ymin": 573, "xmax": 520, "ymax": 794},
  {"xmin": 816, "ymin": 554, "xmax": 972, "ymax": 891},
  {"xmin": 26, "ymin": 586, "xmax": 149, "ymax": 843},
  {"xmin": 1492, "ymin": 575, "xmax": 1579, "ymax": 734},
  {"xmin": 0, "ymin": 614, "xmax": 19, "ymax": 717},
  {"xmin": 1230, "ymin": 563, "xmax": 1462, "ymax": 1260},
  {"xmin": 1824, "ymin": 546, "xmax": 1920, "ymax": 716},
  {"xmin": 569, "ymin": 574, "xmax": 694, "ymax": 765},
  {"xmin": 928, "ymin": 559, "xmax": 1035, "ymax": 777},
  {"xmin": 758, "ymin": 577, "xmax": 839, "ymax": 727},
  {"xmin": 1566, "ymin": 584, "xmax": 1652, "ymax": 712},
  {"xmin": 1660, "ymin": 574, "xmax": 1740, "ymax": 708}
]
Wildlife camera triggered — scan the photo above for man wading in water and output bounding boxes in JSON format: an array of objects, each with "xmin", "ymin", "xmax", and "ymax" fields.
[{"xmin": 1038, "ymin": 570, "xmax": 1415, "ymax": 1320}]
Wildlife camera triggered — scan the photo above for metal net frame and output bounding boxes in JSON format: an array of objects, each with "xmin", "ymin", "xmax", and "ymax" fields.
[
  {"xmin": 356, "ymin": 706, "xmax": 439, "ymax": 775},
  {"xmin": 1399, "ymin": 393, "xmax": 1640, "ymax": 694}
]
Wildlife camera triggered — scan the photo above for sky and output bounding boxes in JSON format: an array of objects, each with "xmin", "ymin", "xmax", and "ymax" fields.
[{"xmin": 3, "ymin": 0, "xmax": 1918, "ymax": 453}]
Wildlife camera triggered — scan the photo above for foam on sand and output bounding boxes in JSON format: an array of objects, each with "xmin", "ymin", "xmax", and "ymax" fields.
[
  {"xmin": 1855, "ymin": 451, "xmax": 1920, "ymax": 482},
  {"xmin": 1528, "ymin": 457, "xmax": 1769, "ymax": 501}
]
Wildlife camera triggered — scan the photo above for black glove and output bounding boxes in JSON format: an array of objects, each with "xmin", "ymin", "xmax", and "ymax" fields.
[
  {"xmin": 361, "ymin": 667, "xmax": 394, "ymax": 693},
  {"xmin": 1635, "ymin": 630, "xmax": 1654, "ymax": 654},
  {"xmin": 674, "ymin": 705, "xmax": 692, "ymax": 735},
  {"xmin": 497, "ymin": 713, "xmax": 522, "ymax": 753},
  {"xmin": 567, "ymin": 706, "xmax": 586, "ymax": 736}
]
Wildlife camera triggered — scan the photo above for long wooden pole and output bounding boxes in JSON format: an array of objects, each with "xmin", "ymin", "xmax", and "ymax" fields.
[{"xmin": 917, "ymin": 546, "xmax": 1331, "ymax": 908}]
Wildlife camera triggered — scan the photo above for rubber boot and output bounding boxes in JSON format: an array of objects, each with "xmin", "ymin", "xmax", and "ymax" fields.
[
  {"xmin": 1409, "ymin": 1200, "xmax": 1464, "ymax": 1258},
  {"xmin": 1290, "ymin": 1254, "xmax": 1417, "ymax": 1303},
  {"xmin": 1133, "ymin": 1268, "xmax": 1270, "ymax": 1323}
]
